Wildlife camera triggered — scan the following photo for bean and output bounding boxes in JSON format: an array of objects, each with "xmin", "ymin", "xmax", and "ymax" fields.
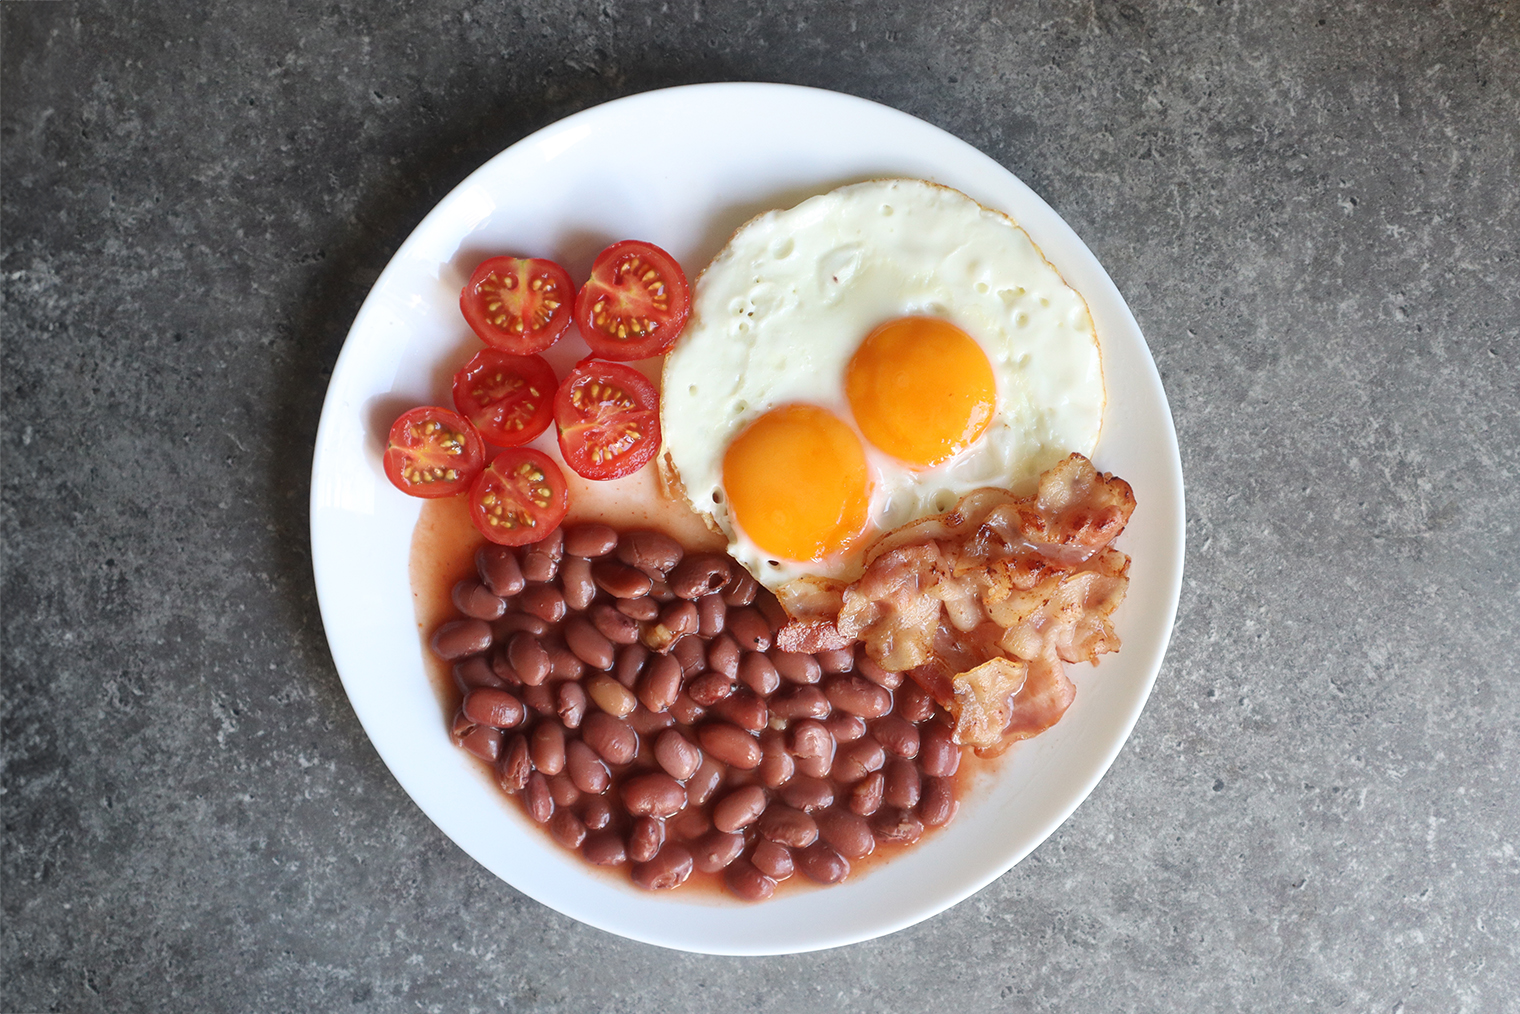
[
  {"xmin": 637, "ymin": 654, "xmax": 682, "ymax": 713},
  {"xmin": 582, "ymin": 711, "xmax": 637, "ymax": 765},
  {"xmin": 648, "ymin": 577, "xmax": 676, "ymax": 603},
  {"xmin": 706, "ymin": 634, "xmax": 740, "ymax": 678},
  {"xmin": 627, "ymin": 815, "xmax": 665, "ymax": 864},
  {"xmin": 672, "ymin": 807, "xmax": 712, "ymax": 839},
  {"xmin": 824, "ymin": 713, "xmax": 867, "ymax": 743},
  {"xmin": 919, "ymin": 721, "xmax": 961, "ymax": 778},
  {"xmin": 453, "ymin": 656, "xmax": 505, "ymax": 693},
  {"xmin": 653, "ymin": 728, "xmax": 701, "ymax": 780},
  {"xmin": 649, "ymin": 600, "xmax": 698, "ymax": 646},
  {"xmin": 556, "ymin": 680, "xmax": 587, "ymax": 728},
  {"xmin": 849, "ymin": 771, "xmax": 885, "ymax": 816},
  {"xmin": 463, "ymin": 688, "xmax": 525, "ymax": 730},
  {"xmin": 614, "ymin": 643, "xmax": 649, "ymax": 688},
  {"xmin": 498, "ymin": 733, "xmax": 530, "ymax": 793},
  {"xmin": 494, "ymin": 612, "xmax": 549, "ymax": 638},
  {"xmin": 564, "ymin": 616, "xmax": 614, "ymax": 670},
  {"xmin": 669, "ymin": 693, "xmax": 706, "ymax": 725},
  {"xmin": 672, "ymin": 635, "xmax": 706, "ymax": 674},
  {"xmin": 545, "ymin": 639, "xmax": 585, "ymax": 681},
  {"xmin": 589, "ymin": 603, "xmax": 640, "ymax": 645},
  {"xmin": 691, "ymin": 830, "xmax": 746, "ymax": 873},
  {"xmin": 489, "ymin": 647, "xmax": 521, "ymax": 686},
  {"xmin": 621, "ymin": 772, "xmax": 687, "ymax": 817},
  {"xmin": 855, "ymin": 649, "xmax": 902, "ymax": 689},
  {"xmin": 882, "ymin": 756, "xmax": 921, "ymax": 809},
  {"xmin": 530, "ymin": 721, "xmax": 566, "ymax": 776},
  {"xmin": 752, "ymin": 840, "xmax": 793, "ymax": 880},
  {"xmin": 768, "ymin": 649, "xmax": 821, "ymax": 685},
  {"xmin": 797, "ymin": 842, "xmax": 850, "ymax": 884},
  {"xmin": 459, "ymin": 724, "xmax": 502, "ymax": 764},
  {"xmin": 627, "ymin": 705, "xmax": 675, "ymax": 737},
  {"xmin": 564, "ymin": 523, "xmax": 617, "ymax": 558},
  {"xmin": 758, "ymin": 730, "xmax": 795, "ymax": 788},
  {"xmin": 698, "ymin": 723, "xmax": 761, "ymax": 769},
  {"xmin": 586, "ymin": 673, "xmax": 637, "ymax": 718},
  {"xmin": 725, "ymin": 859, "xmax": 776, "ymax": 901},
  {"xmin": 721, "ymin": 566, "xmax": 758, "ymax": 607},
  {"xmin": 871, "ymin": 807, "xmax": 925, "ymax": 845},
  {"xmin": 696, "ymin": 593, "xmax": 726, "ymax": 636},
  {"xmin": 507, "ymin": 632, "xmax": 551, "ymax": 686},
  {"xmin": 685, "ymin": 755, "xmax": 725, "ymax": 807},
  {"xmin": 758, "ymin": 804, "xmax": 819, "ymax": 848},
  {"xmin": 582, "ymin": 829, "xmax": 627, "ymax": 866},
  {"xmin": 896, "ymin": 679, "xmax": 936, "ymax": 723},
  {"xmin": 431, "ymin": 619, "xmax": 493, "ymax": 660},
  {"xmin": 795, "ymin": 750, "xmax": 834, "ymax": 780},
  {"xmin": 789, "ymin": 719, "xmax": 834, "ymax": 759},
  {"xmin": 668, "ymin": 553, "xmax": 731, "ymax": 599},
  {"xmin": 688, "ymin": 671, "xmax": 735, "ymax": 707},
  {"xmin": 871, "ymin": 715, "xmax": 920, "ymax": 758},
  {"xmin": 521, "ymin": 681, "xmax": 555, "ymax": 716},
  {"xmin": 451, "ymin": 708, "xmax": 475, "ymax": 741},
  {"xmin": 713, "ymin": 785, "xmax": 768, "ymax": 832},
  {"xmin": 519, "ymin": 583, "xmax": 566, "ymax": 623},
  {"xmin": 815, "ymin": 648, "xmax": 855, "ymax": 674},
  {"xmin": 592, "ymin": 560, "xmax": 654, "ymax": 599},
  {"xmin": 756, "ymin": 593, "xmax": 789, "ymax": 635},
  {"xmin": 726, "ymin": 607, "xmax": 772, "ymax": 651},
  {"xmin": 771, "ymin": 685, "xmax": 831, "ymax": 721},
  {"xmin": 581, "ymin": 794, "xmax": 613, "ymax": 831},
  {"xmin": 548, "ymin": 772, "xmax": 581, "ymax": 807},
  {"xmin": 560, "ymin": 556, "xmax": 596, "ymax": 611},
  {"xmin": 833, "ymin": 737, "xmax": 886, "ymax": 784},
  {"xmin": 824, "ymin": 675, "xmax": 892, "ymax": 718},
  {"xmin": 738, "ymin": 651, "xmax": 780, "ymax": 696},
  {"xmin": 476, "ymin": 544, "xmax": 525, "ymax": 598},
  {"xmin": 520, "ymin": 528, "xmax": 563, "ymax": 584},
  {"xmin": 525, "ymin": 771, "xmax": 553, "ymax": 823},
  {"xmin": 617, "ymin": 530, "xmax": 683, "ymax": 576},
  {"xmin": 815, "ymin": 807, "xmax": 875, "ymax": 858},
  {"xmin": 632, "ymin": 844, "xmax": 694, "ymax": 890},
  {"xmin": 919, "ymin": 776, "xmax": 958, "ymax": 827},
  {"xmin": 711, "ymin": 692, "xmax": 768, "ymax": 732},
  {"xmin": 452, "ymin": 579, "xmax": 507, "ymax": 621},
  {"xmin": 550, "ymin": 808, "xmax": 588, "ymax": 849},
  {"xmin": 566, "ymin": 740, "xmax": 610, "ymax": 794},
  {"xmin": 617, "ymin": 596, "xmax": 660, "ymax": 621},
  {"xmin": 780, "ymin": 776, "xmax": 834, "ymax": 812}
]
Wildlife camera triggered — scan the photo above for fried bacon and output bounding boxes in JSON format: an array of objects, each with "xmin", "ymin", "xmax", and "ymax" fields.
[{"xmin": 776, "ymin": 453, "xmax": 1136, "ymax": 751}]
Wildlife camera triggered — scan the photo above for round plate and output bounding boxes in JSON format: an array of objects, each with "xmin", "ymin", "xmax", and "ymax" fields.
[{"xmin": 310, "ymin": 83, "xmax": 1184, "ymax": 955}]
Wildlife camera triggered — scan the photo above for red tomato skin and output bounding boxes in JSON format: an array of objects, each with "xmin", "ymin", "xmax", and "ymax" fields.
[
  {"xmin": 573, "ymin": 240, "xmax": 691, "ymax": 361},
  {"xmin": 451, "ymin": 349, "xmax": 558, "ymax": 447},
  {"xmin": 383, "ymin": 407, "xmax": 486, "ymax": 498},
  {"xmin": 460, "ymin": 256, "xmax": 575, "ymax": 354},
  {"xmin": 553, "ymin": 359, "xmax": 662, "ymax": 481},
  {"xmin": 469, "ymin": 448, "xmax": 570, "ymax": 546}
]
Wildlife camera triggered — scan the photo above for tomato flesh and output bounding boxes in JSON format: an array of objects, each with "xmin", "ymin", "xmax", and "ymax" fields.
[
  {"xmin": 469, "ymin": 448, "xmax": 570, "ymax": 545},
  {"xmin": 461, "ymin": 256, "xmax": 575, "ymax": 354},
  {"xmin": 554, "ymin": 359, "xmax": 661, "ymax": 481},
  {"xmin": 451, "ymin": 349, "xmax": 557, "ymax": 447},
  {"xmin": 383, "ymin": 406, "xmax": 485, "ymax": 498},
  {"xmin": 573, "ymin": 240, "xmax": 690, "ymax": 361}
]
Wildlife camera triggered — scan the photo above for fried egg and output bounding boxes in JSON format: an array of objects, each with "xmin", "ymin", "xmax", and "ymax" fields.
[{"xmin": 660, "ymin": 178, "xmax": 1104, "ymax": 591}]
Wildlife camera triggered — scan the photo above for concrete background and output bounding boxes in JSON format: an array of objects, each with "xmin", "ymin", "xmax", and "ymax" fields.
[{"xmin": 3, "ymin": 1, "xmax": 1517, "ymax": 1011}]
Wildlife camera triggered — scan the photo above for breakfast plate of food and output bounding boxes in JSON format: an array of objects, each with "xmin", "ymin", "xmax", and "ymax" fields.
[{"xmin": 310, "ymin": 82, "xmax": 1184, "ymax": 954}]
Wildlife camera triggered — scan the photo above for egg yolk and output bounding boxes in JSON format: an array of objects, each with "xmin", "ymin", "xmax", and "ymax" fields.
[
  {"xmin": 721, "ymin": 404, "xmax": 871, "ymax": 563},
  {"xmin": 845, "ymin": 316, "xmax": 997, "ymax": 466}
]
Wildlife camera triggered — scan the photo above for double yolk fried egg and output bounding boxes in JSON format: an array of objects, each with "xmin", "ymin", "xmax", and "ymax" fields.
[{"xmin": 660, "ymin": 179, "xmax": 1104, "ymax": 592}]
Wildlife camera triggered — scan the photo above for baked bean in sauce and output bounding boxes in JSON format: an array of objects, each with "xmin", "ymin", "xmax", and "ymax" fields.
[{"xmin": 436, "ymin": 524, "xmax": 974, "ymax": 901}]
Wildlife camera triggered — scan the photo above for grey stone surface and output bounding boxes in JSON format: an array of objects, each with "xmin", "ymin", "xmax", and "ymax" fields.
[{"xmin": 3, "ymin": 0, "xmax": 1517, "ymax": 1011}]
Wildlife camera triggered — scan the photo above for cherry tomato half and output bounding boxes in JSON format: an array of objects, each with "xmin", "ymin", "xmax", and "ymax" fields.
[
  {"xmin": 383, "ymin": 406, "xmax": 486, "ymax": 498},
  {"xmin": 469, "ymin": 447, "xmax": 570, "ymax": 545},
  {"xmin": 554, "ymin": 359, "xmax": 661, "ymax": 481},
  {"xmin": 451, "ymin": 349, "xmax": 558, "ymax": 447},
  {"xmin": 460, "ymin": 256, "xmax": 575, "ymax": 354},
  {"xmin": 573, "ymin": 240, "xmax": 691, "ymax": 361}
]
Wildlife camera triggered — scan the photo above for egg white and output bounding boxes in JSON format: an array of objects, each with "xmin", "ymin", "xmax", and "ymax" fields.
[{"xmin": 660, "ymin": 178, "xmax": 1104, "ymax": 590}]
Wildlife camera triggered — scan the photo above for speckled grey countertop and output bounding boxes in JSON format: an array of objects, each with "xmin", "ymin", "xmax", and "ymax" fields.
[{"xmin": 3, "ymin": 2, "xmax": 1517, "ymax": 1012}]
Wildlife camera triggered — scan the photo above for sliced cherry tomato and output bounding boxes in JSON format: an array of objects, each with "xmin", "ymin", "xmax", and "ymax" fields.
[
  {"xmin": 383, "ymin": 406, "xmax": 485, "ymax": 498},
  {"xmin": 460, "ymin": 256, "xmax": 575, "ymax": 353},
  {"xmin": 553, "ymin": 359, "xmax": 661, "ymax": 481},
  {"xmin": 469, "ymin": 447, "xmax": 570, "ymax": 545},
  {"xmin": 451, "ymin": 349, "xmax": 557, "ymax": 447},
  {"xmin": 573, "ymin": 240, "xmax": 691, "ymax": 361}
]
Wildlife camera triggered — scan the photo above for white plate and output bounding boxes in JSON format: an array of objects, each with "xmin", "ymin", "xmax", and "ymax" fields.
[{"xmin": 310, "ymin": 83, "xmax": 1184, "ymax": 955}]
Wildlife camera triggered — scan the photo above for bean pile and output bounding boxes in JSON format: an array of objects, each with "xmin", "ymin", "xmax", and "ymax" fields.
[{"xmin": 432, "ymin": 523, "xmax": 962, "ymax": 900}]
